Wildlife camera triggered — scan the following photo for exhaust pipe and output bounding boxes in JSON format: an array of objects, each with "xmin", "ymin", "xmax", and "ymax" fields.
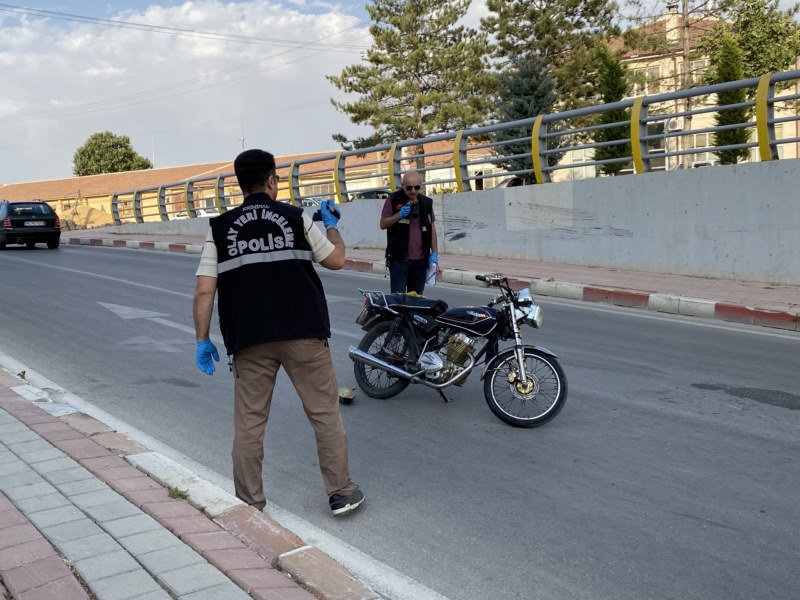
[
  {"xmin": 348, "ymin": 346, "xmax": 418, "ymax": 381},
  {"xmin": 348, "ymin": 346, "xmax": 476, "ymax": 389}
]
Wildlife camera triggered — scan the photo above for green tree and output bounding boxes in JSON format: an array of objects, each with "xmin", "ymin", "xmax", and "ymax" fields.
[
  {"xmin": 699, "ymin": 0, "xmax": 800, "ymax": 83},
  {"xmin": 709, "ymin": 33, "xmax": 750, "ymax": 164},
  {"xmin": 73, "ymin": 131, "xmax": 152, "ymax": 176},
  {"xmin": 593, "ymin": 44, "xmax": 631, "ymax": 176},
  {"xmin": 482, "ymin": 0, "xmax": 619, "ymax": 110},
  {"xmin": 327, "ymin": 0, "xmax": 498, "ymax": 164},
  {"xmin": 493, "ymin": 53, "xmax": 560, "ymax": 183}
]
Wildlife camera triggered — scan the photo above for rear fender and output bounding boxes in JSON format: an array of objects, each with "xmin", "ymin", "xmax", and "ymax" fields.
[{"xmin": 480, "ymin": 344, "xmax": 558, "ymax": 381}]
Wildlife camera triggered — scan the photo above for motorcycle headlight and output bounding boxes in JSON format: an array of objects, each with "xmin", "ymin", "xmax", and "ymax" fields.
[{"xmin": 526, "ymin": 304, "xmax": 543, "ymax": 328}]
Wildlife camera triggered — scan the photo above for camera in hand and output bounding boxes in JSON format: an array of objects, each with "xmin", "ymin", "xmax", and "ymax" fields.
[{"xmin": 312, "ymin": 202, "xmax": 341, "ymax": 222}]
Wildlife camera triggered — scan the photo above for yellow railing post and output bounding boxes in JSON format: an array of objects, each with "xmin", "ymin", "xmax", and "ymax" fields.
[
  {"xmin": 531, "ymin": 115, "xmax": 545, "ymax": 184},
  {"xmin": 288, "ymin": 161, "xmax": 298, "ymax": 206},
  {"xmin": 756, "ymin": 73, "xmax": 777, "ymax": 161},
  {"xmin": 630, "ymin": 96, "xmax": 646, "ymax": 174},
  {"xmin": 453, "ymin": 130, "xmax": 466, "ymax": 192},
  {"xmin": 388, "ymin": 142, "xmax": 399, "ymax": 192},
  {"xmin": 332, "ymin": 152, "xmax": 344, "ymax": 204}
]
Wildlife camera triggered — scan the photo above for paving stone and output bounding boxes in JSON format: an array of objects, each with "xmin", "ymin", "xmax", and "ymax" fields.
[
  {"xmin": 0, "ymin": 507, "xmax": 28, "ymax": 528},
  {"xmin": 203, "ymin": 548, "xmax": 270, "ymax": 573},
  {"xmin": 277, "ymin": 547, "xmax": 381, "ymax": 600},
  {"xmin": 70, "ymin": 489, "xmax": 125, "ymax": 510},
  {"xmin": 91, "ymin": 432, "xmax": 148, "ymax": 457},
  {"xmin": 215, "ymin": 506, "xmax": 303, "ymax": 562},
  {"xmin": 124, "ymin": 488, "xmax": 171, "ymax": 507},
  {"xmin": 117, "ymin": 529, "xmax": 181, "ymax": 556},
  {"xmin": 15, "ymin": 574, "xmax": 89, "ymax": 599},
  {"xmin": 227, "ymin": 567, "xmax": 297, "ymax": 592},
  {"xmin": 0, "ymin": 422, "xmax": 24, "ymax": 434},
  {"xmin": 4, "ymin": 480, "xmax": 57, "ymax": 501},
  {"xmin": 55, "ymin": 532, "xmax": 122, "ymax": 562},
  {"xmin": 249, "ymin": 588, "xmax": 317, "ymax": 600},
  {"xmin": 84, "ymin": 500, "xmax": 143, "ymax": 523},
  {"xmin": 1, "ymin": 430, "xmax": 39, "ymax": 444},
  {"xmin": 0, "ymin": 469, "xmax": 46, "ymax": 491},
  {"xmin": 60, "ymin": 412, "xmax": 112, "ymax": 437},
  {"xmin": 26, "ymin": 504, "xmax": 85, "ymax": 529},
  {"xmin": 31, "ymin": 456, "xmax": 79, "ymax": 474},
  {"xmin": 0, "ymin": 459, "xmax": 28, "ymax": 476},
  {"xmin": 89, "ymin": 569, "xmax": 164, "ymax": 600},
  {"xmin": 74, "ymin": 550, "xmax": 141, "ymax": 582},
  {"xmin": 4, "ymin": 555, "xmax": 73, "ymax": 595},
  {"xmin": 0, "ymin": 491, "xmax": 14, "ymax": 511},
  {"xmin": 180, "ymin": 582, "xmax": 253, "ymax": 600},
  {"xmin": 42, "ymin": 518, "xmax": 105, "ymax": 544},
  {"xmin": 128, "ymin": 591, "xmax": 172, "ymax": 600},
  {"xmin": 155, "ymin": 562, "xmax": 229, "ymax": 597},
  {"xmin": 80, "ymin": 455, "xmax": 129, "ymax": 471},
  {"xmin": 108, "ymin": 476, "xmax": 163, "ymax": 494},
  {"xmin": 40, "ymin": 429, "xmax": 84, "ymax": 442},
  {"xmin": 0, "ymin": 523, "xmax": 39, "ymax": 551},
  {"xmin": 6, "ymin": 440, "xmax": 54, "ymax": 455},
  {"xmin": 0, "ymin": 450, "xmax": 18, "ymax": 464},
  {"xmin": 17, "ymin": 448, "xmax": 66, "ymax": 464},
  {"xmin": 14, "ymin": 492, "xmax": 71, "ymax": 514},
  {"xmin": 183, "ymin": 531, "xmax": 246, "ymax": 552},
  {"xmin": 27, "ymin": 422, "xmax": 75, "ymax": 434},
  {"xmin": 58, "ymin": 478, "xmax": 110, "ymax": 496},
  {"xmin": 137, "ymin": 544, "xmax": 205, "ymax": 575},
  {"xmin": 103, "ymin": 513, "xmax": 161, "ymax": 538},
  {"xmin": 0, "ymin": 538, "xmax": 55, "ymax": 571},
  {"xmin": 41, "ymin": 466, "xmax": 94, "ymax": 486},
  {"xmin": 162, "ymin": 515, "xmax": 221, "ymax": 538}
]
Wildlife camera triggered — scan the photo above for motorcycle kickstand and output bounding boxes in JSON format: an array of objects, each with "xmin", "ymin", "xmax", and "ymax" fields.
[{"xmin": 437, "ymin": 389, "xmax": 454, "ymax": 403}]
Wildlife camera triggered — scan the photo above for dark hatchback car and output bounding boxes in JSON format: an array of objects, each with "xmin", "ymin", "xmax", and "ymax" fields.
[{"xmin": 0, "ymin": 200, "xmax": 61, "ymax": 249}]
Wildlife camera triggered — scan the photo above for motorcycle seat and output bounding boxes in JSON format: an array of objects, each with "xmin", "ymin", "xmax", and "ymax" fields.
[{"xmin": 385, "ymin": 293, "xmax": 449, "ymax": 315}]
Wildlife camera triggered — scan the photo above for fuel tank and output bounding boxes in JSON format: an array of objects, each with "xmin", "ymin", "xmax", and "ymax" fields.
[{"xmin": 436, "ymin": 306, "xmax": 497, "ymax": 335}]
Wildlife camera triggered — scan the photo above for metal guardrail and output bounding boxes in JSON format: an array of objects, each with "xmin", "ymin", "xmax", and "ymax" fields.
[{"xmin": 110, "ymin": 69, "xmax": 800, "ymax": 225}]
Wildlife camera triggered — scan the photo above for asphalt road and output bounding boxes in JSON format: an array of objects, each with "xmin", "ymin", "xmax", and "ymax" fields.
[{"xmin": 1, "ymin": 244, "xmax": 799, "ymax": 600}]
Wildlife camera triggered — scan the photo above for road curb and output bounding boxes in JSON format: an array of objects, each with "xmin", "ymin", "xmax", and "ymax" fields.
[
  {"xmin": 66, "ymin": 236, "xmax": 800, "ymax": 331},
  {"xmin": 0, "ymin": 371, "xmax": 379, "ymax": 600}
]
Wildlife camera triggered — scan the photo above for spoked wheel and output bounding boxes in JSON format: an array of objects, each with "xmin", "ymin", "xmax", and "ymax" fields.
[
  {"xmin": 484, "ymin": 347, "xmax": 567, "ymax": 428},
  {"xmin": 353, "ymin": 321, "xmax": 415, "ymax": 399}
]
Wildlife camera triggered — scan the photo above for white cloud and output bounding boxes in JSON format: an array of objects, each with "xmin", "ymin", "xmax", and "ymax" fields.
[{"xmin": 0, "ymin": 0, "xmax": 371, "ymax": 182}]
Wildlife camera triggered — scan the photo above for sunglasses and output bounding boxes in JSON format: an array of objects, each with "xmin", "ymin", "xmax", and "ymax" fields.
[{"xmin": 404, "ymin": 185, "xmax": 421, "ymax": 191}]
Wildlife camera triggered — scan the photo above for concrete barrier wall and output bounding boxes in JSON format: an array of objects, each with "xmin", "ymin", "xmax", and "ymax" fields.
[{"xmin": 112, "ymin": 158, "xmax": 800, "ymax": 285}]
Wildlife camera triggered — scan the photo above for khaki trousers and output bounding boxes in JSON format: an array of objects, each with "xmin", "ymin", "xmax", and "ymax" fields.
[{"xmin": 231, "ymin": 338, "xmax": 355, "ymax": 510}]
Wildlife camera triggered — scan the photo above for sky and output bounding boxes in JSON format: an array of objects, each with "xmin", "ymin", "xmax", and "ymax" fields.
[{"xmin": 0, "ymin": 0, "xmax": 489, "ymax": 183}]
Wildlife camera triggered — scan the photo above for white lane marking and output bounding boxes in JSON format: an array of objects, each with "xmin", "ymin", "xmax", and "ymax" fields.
[{"xmin": 0, "ymin": 350, "xmax": 450, "ymax": 600}]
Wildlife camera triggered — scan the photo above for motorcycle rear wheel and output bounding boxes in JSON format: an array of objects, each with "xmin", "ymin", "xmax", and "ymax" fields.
[
  {"xmin": 354, "ymin": 320, "xmax": 414, "ymax": 399},
  {"xmin": 484, "ymin": 347, "xmax": 567, "ymax": 428}
]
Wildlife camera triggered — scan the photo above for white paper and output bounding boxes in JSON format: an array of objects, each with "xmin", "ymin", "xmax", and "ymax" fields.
[{"xmin": 426, "ymin": 262, "xmax": 437, "ymax": 286}]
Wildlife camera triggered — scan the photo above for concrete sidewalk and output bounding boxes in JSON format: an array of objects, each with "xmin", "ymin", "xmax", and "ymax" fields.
[
  {"xmin": 0, "ymin": 368, "xmax": 379, "ymax": 600},
  {"xmin": 62, "ymin": 228, "xmax": 800, "ymax": 331}
]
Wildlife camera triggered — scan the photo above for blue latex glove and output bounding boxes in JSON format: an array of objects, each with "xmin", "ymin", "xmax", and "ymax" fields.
[
  {"xmin": 429, "ymin": 252, "xmax": 439, "ymax": 267},
  {"xmin": 196, "ymin": 339, "xmax": 219, "ymax": 375},
  {"xmin": 398, "ymin": 204, "xmax": 412, "ymax": 218},
  {"xmin": 320, "ymin": 200, "xmax": 340, "ymax": 228}
]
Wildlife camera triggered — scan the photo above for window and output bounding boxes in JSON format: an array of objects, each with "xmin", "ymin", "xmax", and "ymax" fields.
[
  {"xmin": 567, "ymin": 148, "xmax": 595, "ymax": 180},
  {"xmin": 688, "ymin": 59, "xmax": 709, "ymax": 85},
  {"xmin": 618, "ymin": 122, "xmax": 666, "ymax": 174},
  {"xmin": 303, "ymin": 183, "xmax": 335, "ymax": 196},
  {"xmin": 632, "ymin": 66, "xmax": 661, "ymax": 95},
  {"xmin": 688, "ymin": 132, "xmax": 718, "ymax": 166}
]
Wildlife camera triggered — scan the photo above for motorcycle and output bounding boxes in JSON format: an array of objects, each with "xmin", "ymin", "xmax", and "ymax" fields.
[{"xmin": 348, "ymin": 273, "xmax": 568, "ymax": 428}]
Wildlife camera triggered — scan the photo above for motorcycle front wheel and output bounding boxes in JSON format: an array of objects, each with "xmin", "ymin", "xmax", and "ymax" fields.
[
  {"xmin": 353, "ymin": 320, "xmax": 414, "ymax": 399},
  {"xmin": 483, "ymin": 347, "xmax": 567, "ymax": 428}
]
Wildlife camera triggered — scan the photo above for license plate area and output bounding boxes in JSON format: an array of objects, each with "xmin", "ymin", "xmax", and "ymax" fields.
[
  {"xmin": 355, "ymin": 307, "xmax": 370, "ymax": 326},
  {"xmin": 24, "ymin": 221, "xmax": 45, "ymax": 226}
]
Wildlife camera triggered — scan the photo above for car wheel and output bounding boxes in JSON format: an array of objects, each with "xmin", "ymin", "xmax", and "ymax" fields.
[
  {"xmin": 47, "ymin": 240, "xmax": 60, "ymax": 249},
  {"xmin": 0, "ymin": 243, "xmax": 5, "ymax": 250}
]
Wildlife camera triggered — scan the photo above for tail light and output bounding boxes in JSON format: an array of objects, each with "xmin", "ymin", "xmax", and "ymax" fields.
[
  {"xmin": 54, "ymin": 216, "xmax": 61, "ymax": 229},
  {"xmin": 1, "ymin": 217, "xmax": 11, "ymax": 229}
]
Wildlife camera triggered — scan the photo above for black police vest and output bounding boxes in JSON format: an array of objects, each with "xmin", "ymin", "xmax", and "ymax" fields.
[
  {"xmin": 210, "ymin": 193, "xmax": 330, "ymax": 355},
  {"xmin": 385, "ymin": 191, "xmax": 433, "ymax": 262}
]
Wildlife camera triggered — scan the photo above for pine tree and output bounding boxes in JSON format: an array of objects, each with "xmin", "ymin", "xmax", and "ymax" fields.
[
  {"xmin": 709, "ymin": 33, "xmax": 750, "ymax": 164},
  {"xmin": 593, "ymin": 44, "xmax": 632, "ymax": 176},
  {"xmin": 493, "ymin": 54, "xmax": 560, "ymax": 183},
  {"xmin": 482, "ymin": 0, "xmax": 618, "ymax": 110},
  {"xmin": 327, "ymin": 0, "xmax": 498, "ymax": 164}
]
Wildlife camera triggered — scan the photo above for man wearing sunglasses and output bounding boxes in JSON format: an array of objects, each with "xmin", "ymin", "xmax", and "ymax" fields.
[{"xmin": 379, "ymin": 170, "xmax": 439, "ymax": 295}]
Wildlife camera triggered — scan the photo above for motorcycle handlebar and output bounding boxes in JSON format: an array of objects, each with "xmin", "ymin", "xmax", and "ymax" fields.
[{"xmin": 475, "ymin": 274, "xmax": 488, "ymax": 282}]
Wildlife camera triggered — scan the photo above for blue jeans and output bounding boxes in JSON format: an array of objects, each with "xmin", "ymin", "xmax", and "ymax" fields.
[{"xmin": 388, "ymin": 258, "xmax": 427, "ymax": 295}]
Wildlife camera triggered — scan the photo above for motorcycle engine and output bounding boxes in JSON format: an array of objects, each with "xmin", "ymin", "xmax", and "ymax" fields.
[{"xmin": 418, "ymin": 331, "xmax": 475, "ymax": 384}]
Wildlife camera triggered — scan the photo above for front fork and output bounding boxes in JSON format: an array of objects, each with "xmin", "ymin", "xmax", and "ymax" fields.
[{"xmin": 509, "ymin": 316, "xmax": 533, "ymax": 392}]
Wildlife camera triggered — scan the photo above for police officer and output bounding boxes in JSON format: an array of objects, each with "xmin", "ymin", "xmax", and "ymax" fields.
[
  {"xmin": 379, "ymin": 170, "xmax": 439, "ymax": 295},
  {"xmin": 192, "ymin": 148, "xmax": 364, "ymax": 516}
]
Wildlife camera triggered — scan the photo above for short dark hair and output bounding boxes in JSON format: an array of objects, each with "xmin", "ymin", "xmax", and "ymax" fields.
[{"xmin": 234, "ymin": 149, "xmax": 276, "ymax": 192}]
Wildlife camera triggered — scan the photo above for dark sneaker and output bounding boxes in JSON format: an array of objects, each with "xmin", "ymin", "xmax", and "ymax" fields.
[{"xmin": 329, "ymin": 486, "xmax": 365, "ymax": 516}]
